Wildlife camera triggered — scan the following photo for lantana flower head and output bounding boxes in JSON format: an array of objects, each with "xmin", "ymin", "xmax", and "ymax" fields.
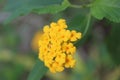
[{"xmin": 39, "ymin": 19, "xmax": 82, "ymax": 73}]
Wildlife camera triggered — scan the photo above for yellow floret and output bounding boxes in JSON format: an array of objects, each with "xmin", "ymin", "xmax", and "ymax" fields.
[
  {"xmin": 70, "ymin": 30, "xmax": 82, "ymax": 41},
  {"xmin": 43, "ymin": 25, "xmax": 50, "ymax": 33},
  {"xmin": 65, "ymin": 55, "xmax": 76, "ymax": 68},
  {"xmin": 55, "ymin": 53, "xmax": 66, "ymax": 65},
  {"xmin": 57, "ymin": 19, "xmax": 67, "ymax": 29}
]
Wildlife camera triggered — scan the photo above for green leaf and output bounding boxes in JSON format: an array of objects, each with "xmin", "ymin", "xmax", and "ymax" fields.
[
  {"xmin": 68, "ymin": 12, "xmax": 93, "ymax": 46},
  {"xmin": 68, "ymin": 12, "xmax": 92, "ymax": 34},
  {"xmin": 4, "ymin": 0, "xmax": 70, "ymax": 24},
  {"xmin": 68, "ymin": 13, "xmax": 88, "ymax": 33},
  {"xmin": 33, "ymin": 0, "xmax": 70, "ymax": 14},
  {"xmin": 91, "ymin": 0, "xmax": 120, "ymax": 23},
  {"xmin": 106, "ymin": 23, "xmax": 120, "ymax": 65},
  {"xmin": 27, "ymin": 59, "xmax": 48, "ymax": 80}
]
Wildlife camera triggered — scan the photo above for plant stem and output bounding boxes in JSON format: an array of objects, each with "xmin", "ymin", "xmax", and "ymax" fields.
[
  {"xmin": 70, "ymin": 4, "xmax": 83, "ymax": 8},
  {"xmin": 70, "ymin": 4, "xmax": 91, "ymax": 8},
  {"xmin": 83, "ymin": 13, "xmax": 91, "ymax": 37}
]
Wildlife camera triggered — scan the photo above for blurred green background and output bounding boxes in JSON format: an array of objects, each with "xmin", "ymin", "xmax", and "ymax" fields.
[{"xmin": 0, "ymin": 0, "xmax": 120, "ymax": 80}]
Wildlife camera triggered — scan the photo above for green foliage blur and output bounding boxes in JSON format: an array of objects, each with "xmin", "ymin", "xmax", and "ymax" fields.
[{"xmin": 0, "ymin": 0, "xmax": 120, "ymax": 80}]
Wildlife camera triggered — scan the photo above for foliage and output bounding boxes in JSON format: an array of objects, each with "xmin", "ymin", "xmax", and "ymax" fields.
[
  {"xmin": 27, "ymin": 60, "xmax": 48, "ymax": 80},
  {"xmin": 91, "ymin": 0, "xmax": 120, "ymax": 22},
  {"xmin": 106, "ymin": 23, "xmax": 120, "ymax": 65},
  {"xmin": 4, "ymin": 0, "xmax": 70, "ymax": 24}
]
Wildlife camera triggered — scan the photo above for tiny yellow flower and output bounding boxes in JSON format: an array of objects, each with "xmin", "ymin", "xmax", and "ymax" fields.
[
  {"xmin": 65, "ymin": 55, "xmax": 76, "ymax": 68},
  {"xmin": 55, "ymin": 53, "xmax": 66, "ymax": 65},
  {"xmin": 38, "ymin": 19, "xmax": 82, "ymax": 73},
  {"xmin": 62, "ymin": 43, "xmax": 76, "ymax": 54},
  {"xmin": 43, "ymin": 25, "xmax": 50, "ymax": 33},
  {"xmin": 70, "ymin": 30, "xmax": 82, "ymax": 41}
]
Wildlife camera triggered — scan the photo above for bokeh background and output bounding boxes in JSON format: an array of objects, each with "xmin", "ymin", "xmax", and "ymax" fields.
[{"xmin": 0, "ymin": 0, "xmax": 120, "ymax": 80}]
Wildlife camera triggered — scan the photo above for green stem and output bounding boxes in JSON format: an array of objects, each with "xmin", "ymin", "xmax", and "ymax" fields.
[
  {"xmin": 70, "ymin": 4, "xmax": 91, "ymax": 8},
  {"xmin": 83, "ymin": 13, "xmax": 91, "ymax": 37},
  {"xmin": 70, "ymin": 4, "xmax": 83, "ymax": 8}
]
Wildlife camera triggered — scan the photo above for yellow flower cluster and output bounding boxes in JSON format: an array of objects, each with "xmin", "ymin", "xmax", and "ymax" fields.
[{"xmin": 38, "ymin": 19, "xmax": 82, "ymax": 73}]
